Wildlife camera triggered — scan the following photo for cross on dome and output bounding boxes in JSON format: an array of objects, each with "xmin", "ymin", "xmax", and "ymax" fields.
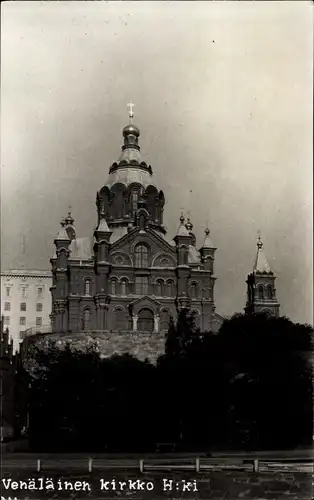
[{"xmin": 127, "ymin": 101, "xmax": 135, "ymax": 123}]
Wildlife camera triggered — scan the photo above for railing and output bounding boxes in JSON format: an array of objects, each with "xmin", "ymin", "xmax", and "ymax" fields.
[{"xmin": 1, "ymin": 456, "xmax": 313, "ymax": 473}]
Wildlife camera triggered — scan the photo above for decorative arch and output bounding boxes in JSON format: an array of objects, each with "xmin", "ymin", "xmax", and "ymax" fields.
[
  {"xmin": 152, "ymin": 252, "xmax": 176, "ymax": 268},
  {"xmin": 111, "ymin": 252, "xmax": 133, "ymax": 266},
  {"xmin": 137, "ymin": 308, "xmax": 154, "ymax": 332},
  {"xmin": 260, "ymin": 308, "xmax": 272, "ymax": 317},
  {"xmin": 134, "ymin": 243, "xmax": 149, "ymax": 268}
]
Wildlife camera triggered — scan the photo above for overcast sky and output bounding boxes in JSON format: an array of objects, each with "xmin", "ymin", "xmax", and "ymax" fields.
[{"xmin": 1, "ymin": 1, "xmax": 313, "ymax": 324}]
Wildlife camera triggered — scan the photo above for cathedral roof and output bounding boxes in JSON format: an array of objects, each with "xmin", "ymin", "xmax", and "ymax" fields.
[
  {"xmin": 201, "ymin": 228, "xmax": 215, "ymax": 249},
  {"xmin": 253, "ymin": 236, "xmax": 272, "ymax": 274},
  {"xmin": 106, "ymin": 166, "xmax": 157, "ymax": 190},
  {"xmin": 55, "ymin": 220, "xmax": 70, "ymax": 241},
  {"xmin": 176, "ymin": 215, "xmax": 191, "ymax": 237}
]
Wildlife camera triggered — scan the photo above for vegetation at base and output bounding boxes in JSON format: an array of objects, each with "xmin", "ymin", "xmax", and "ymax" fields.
[{"xmin": 22, "ymin": 312, "xmax": 313, "ymax": 452}]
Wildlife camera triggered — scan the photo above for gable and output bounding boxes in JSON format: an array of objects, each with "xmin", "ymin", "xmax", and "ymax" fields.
[
  {"xmin": 109, "ymin": 226, "xmax": 176, "ymax": 264},
  {"xmin": 129, "ymin": 295, "xmax": 162, "ymax": 315}
]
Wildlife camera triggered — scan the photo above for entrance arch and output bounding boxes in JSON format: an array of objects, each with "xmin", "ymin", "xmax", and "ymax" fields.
[{"xmin": 137, "ymin": 308, "xmax": 154, "ymax": 332}]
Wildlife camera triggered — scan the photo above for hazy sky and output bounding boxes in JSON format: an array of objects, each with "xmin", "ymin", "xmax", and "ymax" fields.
[{"xmin": 1, "ymin": 1, "xmax": 313, "ymax": 324}]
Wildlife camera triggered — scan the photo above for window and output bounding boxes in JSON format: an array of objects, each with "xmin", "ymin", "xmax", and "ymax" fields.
[
  {"xmin": 4, "ymin": 302, "xmax": 10, "ymax": 311},
  {"xmin": 114, "ymin": 307, "xmax": 125, "ymax": 330},
  {"xmin": 189, "ymin": 283, "xmax": 198, "ymax": 299},
  {"xmin": 20, "ymin": 302, "xmax": 27, "ymax": 312},
  {"xmin": 20, "ymin": 317, "xmax": 26, "ymax": 326},
  {"xmin": 5, "ymin": 287, "xmax": 11, "ymax": 297},
  {"xmin": 111, "ymin": 280, "xmax": 117, "ymax": 295},
  {"xmin": 21, "ymin": 286, "xmax": 28, "ymax": 299},
  {"xmin": 84, "ymin": 279, "xmax": 91, "ymax": 295},
  {"xmin": 37, "ymin": 286, "xmax": 43, "ymax": 298},
  {"xmin": 131, "ymin": 191, "xmax": 139, "ymax": 216},
  {"xmin": 4, "ymin": 316, "xmax": 10, "ymax": 326},
  {"xmin": 166, "ymin": 280, "xmax": 175, "ymax": 297},
  {"xmin": 36, "ymin": 317, "xmax": 42, "ymax": 327},
  {"xmin": 135, "ymin": 276, "xmax": 148, "ymax": 295},
  {"xmin": 83, "ymin": 309, "xmax": 90, "ymax": 330},
  {"xmin": 19, "ymin": 331, "xmax": 25, "ymax": 340},
  {"xmin": 155, "ymin": 280, "xmax": 163, "ymax": 296},
  {"xmin": 135, "ymin": 245, "xmax": 149, "ymax": 268},
  {"xmin": 160, "ymin": 310, "xmax": 171, "ymax": 331},
  {"xmin": 258, "ymin": 285, "xmax": 264, "ymax": 299},
  {"xmin": 121, "ymin": 280, "xmax": 127, "ymax": 296},
  {"xmin": 266, "ymin": 285, "xmax": 273, "ymax": 299},
  {"xmin": 36, "ymin": 303, "xmax": 43, "ymax": 312}
]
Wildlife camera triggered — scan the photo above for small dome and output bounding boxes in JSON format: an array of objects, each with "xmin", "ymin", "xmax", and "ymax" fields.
[{"xmin": 123, "ymin": 124, "xmax": 140, "ymax": 137}]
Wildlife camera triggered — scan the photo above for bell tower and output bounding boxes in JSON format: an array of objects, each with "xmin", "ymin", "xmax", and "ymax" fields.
[{"xmin": 245, "ymin": 235, "xmax": 280, "ymax": 317}]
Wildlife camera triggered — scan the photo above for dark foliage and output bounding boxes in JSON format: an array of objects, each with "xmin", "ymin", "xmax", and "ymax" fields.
[{"xmin": 25, "ymin": 313, "xmax": 313, "ymax": 452}]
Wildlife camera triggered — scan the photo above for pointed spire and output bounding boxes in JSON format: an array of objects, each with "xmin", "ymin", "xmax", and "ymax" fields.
[
  {"xmin": 253, "ymin": 234, "xmax": 272, "ymax": 273},
  {"xmin": 55, "ymin": 218, "xmax": 70, "ymax": 241},
  {"xmin": 176, "ymin": 213, "xmax": 190, "ymax": 236},
  {"xmin": 202, "ymin": 227, "xmax": 215, "ymax": 249}
]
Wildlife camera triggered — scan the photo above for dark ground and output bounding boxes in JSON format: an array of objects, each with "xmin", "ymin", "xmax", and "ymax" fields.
[{"xmin": 1, "ymin": 453, "xmax": 313, "ymax": 500}]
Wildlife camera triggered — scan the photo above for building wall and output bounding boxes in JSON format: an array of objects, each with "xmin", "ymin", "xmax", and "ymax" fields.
[{"xmin": 1, "ymin": 270, "xmax": 52, "ymax": 350}]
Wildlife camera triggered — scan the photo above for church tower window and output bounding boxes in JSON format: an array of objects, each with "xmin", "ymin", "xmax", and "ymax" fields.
[
  {"xmin": 155, "ymin": 279, "xmax": 163, "ymax": 296},
  {"xmin": 131, "ymin": 191, "xmax": 139, "ymax": 217},
  {"xmin": 84, "ymin": 278, "xmax": 91, "ymax": 295},
  {"xmin": 111, "ymin": 279, "xmax": 117, "ymax": 295},
  {"xmin": 135, "ymin": 244, "xmax": 149, "ymax": 268},
  {"xmin": 266, "ymin": 285, "xmax": 273, "ymax": 299},
  {"xmin": 258, "ymin": 285, "xmax": 264, "ymax": 299},
  {"xmin": 121, "ymin": 279, "xmax": 128, "ymax": 295}
]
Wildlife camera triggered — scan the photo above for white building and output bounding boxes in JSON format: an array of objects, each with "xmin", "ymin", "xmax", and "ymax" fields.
[{"xmin": 1, "ymin": 269, "xmax": 52, "ymax": 350}]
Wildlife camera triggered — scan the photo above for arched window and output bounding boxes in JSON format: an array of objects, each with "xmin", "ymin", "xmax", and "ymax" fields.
[
  {"xmin": 166, "ymin": 280, "xmax": 175, "ymax": 297},
  {"xmin": 114, "ymin": 307, "xmax": 125, "ymax": 330},
  {"xmin": 160, "ymin": 310, "xmax": 171, "ymax": 331},
  {"xmin": 266, "ymin": 285, "xmax": 273, "ymax": 299},
  {"xmin": 84, "ymin": 278, "xmax": 91, "ymax": 295},
  {"xmin": 83, "ymin": 309, "xmax": 90, "ymax": 331},
  {"xmin": 189, "ymin": 282, "xmax": 198, "ymax": 299},
  {"xmin": 258, "ymin": 285, "xmax": 264, "ymax": 299},
  {"xmin": 155, "ymin": 279, "xmax": 163, "ymax": 296},
  {"xmin": 121, "ymin": 279, "xmax": 128, "ymax": 296},
  {"xmin": 138, "ymin": 308, "xmax": 154, "ymax": 332},
  {"xmin": 111, "ymin": 279, "xmax": 117, "ymax": 295},
  {"xmin": 135, "ymin": 244, "xmax": 149, "ymax": 268},
  {"xmin": 131, "ymin": 191, "xmax": 139, "ymax": 217}
]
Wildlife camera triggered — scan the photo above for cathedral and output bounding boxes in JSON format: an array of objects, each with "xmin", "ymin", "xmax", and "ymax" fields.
[{"xmin": 50, "ymin": 105, "xmax": 280, "ymax": 340}]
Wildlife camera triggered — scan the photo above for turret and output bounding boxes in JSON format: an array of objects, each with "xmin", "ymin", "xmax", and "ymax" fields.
[
  {"xmin": 199, "ymin": 227, "xmax": 216, "ymax": 273},
  {"xmin": 245, "ymin": 235, "xmax": 280, "ymax": 317},
  {"xmin": 53, "ymin": 218, "xmax": 71, "ymax": 333},
  {"xmin": 174, "ymin": 215, "xmax": 192, "ymax": 311}
]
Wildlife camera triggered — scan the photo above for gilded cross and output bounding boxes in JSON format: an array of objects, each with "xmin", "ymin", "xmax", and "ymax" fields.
[{"xmin": 127, "ymin": 101, "xmax": 135, "ymax": 123}]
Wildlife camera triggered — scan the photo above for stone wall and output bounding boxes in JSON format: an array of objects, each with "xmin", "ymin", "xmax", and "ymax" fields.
[{"xmin": 22, "ymin": 330, "xmax": 166, "ymax": 364}]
